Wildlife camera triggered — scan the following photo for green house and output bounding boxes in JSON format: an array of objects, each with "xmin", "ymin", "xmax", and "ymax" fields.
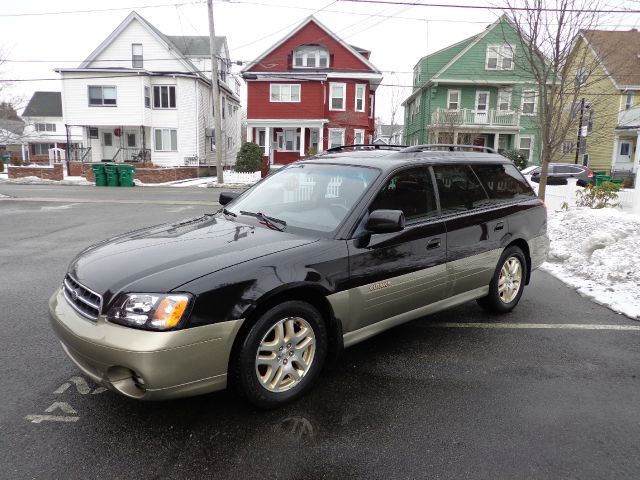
[{"xmin": 403, "ymin": 16, "xmax": 543, "ymax": 165}]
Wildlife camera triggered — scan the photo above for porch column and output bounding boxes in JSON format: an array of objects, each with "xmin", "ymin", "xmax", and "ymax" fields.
[
  {"xmin": 264, "ymin": 126, "xmax": 271, "ymax": 165},
  {"xmin": 453, "ymin": 131, "xmax": 458, "ymax": 145},
  {"xmin": 299, "ymin": 127, "xmax": 306, "ymax": 157},
  {"xmin": 493, "ymin": 133, "xmax": 500, "ymax": 150},
  {"xmin": 246, "ymin": 126, "xmax": 253, "ymax": 143},
  {"xmin": 318, "ymin": 127, "xmax": 325, "ymax": 152},
  {"xmin": 634, "ymin": 130, "xmax": 640, "ymax": 173},
  {"xmin": 611, "ymin": 135, "xmax": 620, "ymax": 172}
]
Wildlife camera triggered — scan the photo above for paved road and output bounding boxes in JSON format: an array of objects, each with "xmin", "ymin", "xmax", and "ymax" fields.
[{"xmin": 1, "ymin": 186, "xmax": 639, "ymax": 479}]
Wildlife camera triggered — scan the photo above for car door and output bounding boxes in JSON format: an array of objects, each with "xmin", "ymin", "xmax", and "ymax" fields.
[
  {"xmin": 432, "ymin": 163, "xmax": 505, "ymax": 297},
  {"xmin": 343, "ymin": 166, "xmax": 447, "ymax": 334}
]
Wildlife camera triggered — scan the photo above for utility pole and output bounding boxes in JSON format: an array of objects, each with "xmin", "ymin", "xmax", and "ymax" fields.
[
  {"xmin": 574, "ymin": 97, "xmax": 585, "ymax": 165},
  {"xmin": 207, "ymin": 0, "xmax": 224, "ymax": 184}
]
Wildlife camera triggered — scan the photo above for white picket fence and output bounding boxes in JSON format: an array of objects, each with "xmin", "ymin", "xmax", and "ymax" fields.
[
  {"xmin": 223, "ymin": 170, "xmax": 261, "ymax": 184},
  {"xmin": 283, "ymin": 176, "xmax": 343, "ymax": 202},
  {"xmin": 534, "ymin": 178, "xmax": 636, "ymax": 211}
]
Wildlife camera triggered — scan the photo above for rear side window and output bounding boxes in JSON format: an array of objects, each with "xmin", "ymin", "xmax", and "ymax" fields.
[
  {"xmin": 369, "ymin": 167, "xmax": 438, "ymax": 221},
  {"xmin": 471, "ymin": 163, "xmax": 535, "ymax": 203},
  {"xmin": 432, "ymin": 164, "xmax": 490, "ymax": 214}
]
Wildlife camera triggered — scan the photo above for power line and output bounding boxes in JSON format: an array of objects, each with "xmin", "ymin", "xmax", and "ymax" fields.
[
  {"xmin": 337, "ymin": 0, "xmax": 640, "ymax": 14},
  {"xmin": 0, "ymin": 1, "xmax": 204, "ymax": 18}
]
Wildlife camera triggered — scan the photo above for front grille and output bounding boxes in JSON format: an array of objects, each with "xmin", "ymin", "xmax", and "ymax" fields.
[{"xmin": 62, "ymin": 274, "xmax": 102, "ymax": 321}]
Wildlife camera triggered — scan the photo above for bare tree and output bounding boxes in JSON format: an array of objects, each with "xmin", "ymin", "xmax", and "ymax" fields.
[{"xmin": 501, "ymin": 0, "xmax": 607, "ymax": 200}]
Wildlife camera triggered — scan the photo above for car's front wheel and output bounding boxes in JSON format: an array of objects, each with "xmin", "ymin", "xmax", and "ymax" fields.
[
  {"xmin": 231, "ymin": 301, "xmax": 327, "ymax": 409},
  {"xmin": 477, "ymin": 246, "xmax": 527, "ymax": 314}
]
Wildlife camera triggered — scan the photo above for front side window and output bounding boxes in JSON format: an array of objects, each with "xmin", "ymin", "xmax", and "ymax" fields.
[
  {"xmin": 355, "ymin": 84, "xmax": 366, "ymax": 112},
  {"xmin": 521, "ymin": 90, "xmax": 537, "ymax": 115},
  {"xmin": 447, "ymin": 90, "xmax": 461, "ymax": 110},
  {"xmin": 154, "ymin": 128, "xmax": 178, "ymax": 151},
  {"xmin": 369, "ymin": 167, "xmax": 438, "ymax": 221},
  {"xmin": 293, "ymin": 45, "xmax": 329, "ymax": 68},
  {"xmin": 153, "ymin": 85, "xmax": 176, "ymax": 109},
  {"xmin": 432, "ymin": 164, "xmax": 490, "ymax": 214},
  {"xmin": 88, "ymin": 86, "xmax": 116, "ymax": 106},
  {"xmin": 270, "ymin": 84, "xmax": 301, "ymax": 102},
  {"xmin": 132, "ymin": 43, "xmax": 143, "ymax": 68},
  {"xmin": 330, "ymin": 83, "xmax": 346, "ymax": 111},
  {"xmin": 328, "ymin": 128, "xmax": 344, "ymax": 148},
  {"xmin": 472, "ymin": 163, "xmax": 535, "ymax": 203},
  {"xmin": 486, "ymin": 44, "xmax": 515, "ymax": 70}
]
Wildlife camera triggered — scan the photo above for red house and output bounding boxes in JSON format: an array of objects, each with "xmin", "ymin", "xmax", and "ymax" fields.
[{"xmin": 241, "ymin": 16, "xmax": 383, "ymax": 167}]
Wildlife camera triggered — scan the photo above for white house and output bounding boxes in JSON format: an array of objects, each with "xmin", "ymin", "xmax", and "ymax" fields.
[
  {"xmin": 21, "ymin": 92, "xmax": 84, "ymax": 162},
  {"xmin": 374, "ymin": 124, "xmax": 404, "ymax": 145},
  {"xmin": 55, "ymin": 11, "xmax": 241, "ymax": 167}
]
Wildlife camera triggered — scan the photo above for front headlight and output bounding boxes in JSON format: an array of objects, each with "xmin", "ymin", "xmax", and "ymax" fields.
[{"xmin": 107, "ymin": 293, "xmax": 192, "ymax": 330}]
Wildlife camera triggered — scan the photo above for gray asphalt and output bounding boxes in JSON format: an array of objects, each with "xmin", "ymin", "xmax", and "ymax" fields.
[{"xmin": 1, "ymin": 184, "xmax": 639, "ymax": 480}]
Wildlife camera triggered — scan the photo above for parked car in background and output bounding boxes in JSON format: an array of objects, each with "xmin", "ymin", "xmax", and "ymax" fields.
[
  {"xmin": 520, "ymin": 165, "xmax": 540, "ymax": 175},
  {"xmin": 529, "ymin": 163, "xmax": 594, "ymax": 186},
  {"xmin": 49, "ymin": 144, "xmax": 548, "ymax": 408}
]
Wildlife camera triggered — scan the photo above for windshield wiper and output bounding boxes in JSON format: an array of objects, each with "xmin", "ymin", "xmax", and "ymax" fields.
[
  {"xmin": 239, "ymin": 211, "xmax": 286, "ymax": 231},
  {"xmin": 220, "ymin": 207, "xmax": 236, "ymax": 217}
]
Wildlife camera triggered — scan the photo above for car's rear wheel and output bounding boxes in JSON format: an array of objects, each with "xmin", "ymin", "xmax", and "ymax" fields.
[
  {"xmin": 477, "ymin": 246, "xmax": 527, "ymax": 314},
  {"xmin": 231, "ymin": 301, "xmax": 327, "ymax": 409}
]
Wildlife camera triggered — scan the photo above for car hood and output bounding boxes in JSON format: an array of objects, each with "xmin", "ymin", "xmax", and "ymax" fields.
[{"xmin": 68, "ymin": 214, "xmax": 318, "ymax": 304}]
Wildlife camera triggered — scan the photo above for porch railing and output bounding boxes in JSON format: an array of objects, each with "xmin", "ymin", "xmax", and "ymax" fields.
[
  {"xmin": 68, "ymin": 146, "xmax": 92, "ymax": 162},
  {"xmin": 111, "ymin": 147, "xmax": 151, "ymax": 163},
  {"xmin": 431, "ymin": 108, "xmax": 520, "ymax": 127}
]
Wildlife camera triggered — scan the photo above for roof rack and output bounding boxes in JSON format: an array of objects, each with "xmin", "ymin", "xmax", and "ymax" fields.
[
  {"xmin": 318, "ymin": 144, "xmax": 408, "ymax": 155},
  {"xmin": 401, "ymin": 144, "xmax": 497, "ymax": 154}
]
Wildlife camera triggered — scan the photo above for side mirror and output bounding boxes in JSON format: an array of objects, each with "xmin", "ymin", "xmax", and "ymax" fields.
[
  {"xmin": 366, "ymin": 209, "xmax": 405, "ymax": 234},
  {"xmin": 219, "ymin": 191, "xmax": 240, "ymax": 206}
]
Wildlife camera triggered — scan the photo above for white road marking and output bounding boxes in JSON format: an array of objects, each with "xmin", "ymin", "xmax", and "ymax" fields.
[
  {"xmin": 1, "ymin": 197, "xmax": 219, "ymax": 206},
  {"xmin": 25, "ymin": 414, "xmax": 80, "ymax": 424},
  {"xmin": 428, "ymin": 322, "xmax": 640, "ymax": 331},
  {"xmin": 45, "ymin": 402, "xmax": 77, "ymax": 414},
  {"xmin": 41, "ymin": 203, "xmax": 79, "ymax": 210},
  {"xmin": 53, "ymin": 376, "xmax": 106, "ymax": 395}
]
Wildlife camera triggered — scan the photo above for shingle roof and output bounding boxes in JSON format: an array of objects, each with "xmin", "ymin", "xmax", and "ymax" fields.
[
  {"xmin": 22, "ymin": 92, "xmax": 62, "ymax": 117},
  {"xmin": 583, "ymin": 29, "xmax": 640, "ymax": 87}
]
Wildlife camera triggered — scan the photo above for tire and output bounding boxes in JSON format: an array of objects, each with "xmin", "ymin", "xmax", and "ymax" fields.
[
  {"xmin": 477, "ymin": 246, "xmax": 527, "ymax": 314},
  {"xmin": 230, "ymin": 301, "xmax": 327, "ymax": 409}
]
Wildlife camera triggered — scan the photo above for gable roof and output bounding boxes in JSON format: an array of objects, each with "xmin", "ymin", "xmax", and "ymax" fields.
[
  {"xmin": 22, "ymin": 92, "xmax": 62, "ymax": 118},
  {"xmin": 241, "ymin": 15, "xmax": 380, "ymax": 74},
  {"xmin": 581, "ymin": 29, "xmax": 640, "ymax": 88},
  {"xmin": 78, "ymin": 11, "xmax": 225, "ymax": 73}
]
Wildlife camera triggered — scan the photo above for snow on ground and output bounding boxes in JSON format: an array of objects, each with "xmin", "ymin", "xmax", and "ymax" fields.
[
  {"xmin": 542, "ymin": 207, "xmax": 640, "ymax": 320},
  {"xmin": 0, "ymin": 175, "xmax": 93, "ymax": 186}
]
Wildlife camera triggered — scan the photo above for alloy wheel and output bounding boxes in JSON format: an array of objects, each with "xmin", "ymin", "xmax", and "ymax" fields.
[{"xmin": 498, "ymin": 256, "xmax": 522, "ymax": 304}]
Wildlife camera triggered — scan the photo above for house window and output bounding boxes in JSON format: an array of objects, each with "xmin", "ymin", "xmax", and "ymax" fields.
[
  {"xmin": 153, "ymin": 85, "xmax": 176, "ymax": 109},
  {"xmin": 88, "ymin": 86, "xmax": 116, "ymax": 106},
  {"xmin": 222, "ymin": 96, "xmax": 226, "ymax": 119},
  {"xmin": 127, "ymin": 133, "xmax": 136, "ymax": 148},
  {"xmin": 518, "ymin": 136, "xmax": 533, "ymax": 160},
  {"xmin": 257, "ymin": 129, "xmax": 266, "ymax": 153},
  {"xmin": 521, "ymin": 90, "xmax": 537, "ymax": 115},
  {"xmin": 328, "ymin": 128, "xmax": 344, "ymax": 148},
  {"xmin": 277, "ymin": 129, "xmax": 300, "ymax": 151},
  {"xmin": 626, "ymin": 93, "xmax": 634, "ymax": 110},
  {"xmin": 353, "ymin": 129, "xmax": 365, "ymax": 145},
  {"xmin": 144, "ymin": 86, "xmax": 151, "ymax": 108},
  {"xmin": 35, "ymin": 123, "xmax": 56, "ymax": 132},
  {"xmin": 330, "ymin": 83, "xmax": 346, "ymax": 111},
  {"xmin": 103, "ymin": 132, "xmax": 112, "ymax": 147},
  {"xmin": 369, "ymin": 94, "xmax": 374, "ymax": 118},
  {"xmin": 497, "ymin": 89, "xmax": 512, "ymax": 111},
  {"xmin": 270, "ymin": 84, "xmax": 301, "ymax": 102},
  {"xmin": 293, "ymin": 45, "xmax": 329, "ymax": 68},
  {"xmin": 132, "ymin": 43, "xmax": 143, "ymax": 68},
  {"xmin": 355, "ymin": 84, "xmax": 366, "ymax": 112},
  {"xmin": 89, "ymin": 127, "xmax": 99, "ymax": 139},
  {"xmin": 31, "ymin": 143, "xmax": 55, "ymax": 155},
  {"xmin": 486, "ymin": 44, "xmax": 514, "ymax": 70},
  {"xmin": 586, "ymin": 109, "xmax": 594, "ymax": 133},
  {"xmin": 576, "ymin": 66, "xmax": 589, "ymax": 86},
  {"xmin": 447, "ymin": 90, "xmax": 461, "ymax": 110},
  {"xmin": 154, "ymin": 129, "xmax": 178, "ymax": 151}
]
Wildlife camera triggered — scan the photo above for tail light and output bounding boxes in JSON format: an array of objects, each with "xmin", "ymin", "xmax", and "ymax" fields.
[{"xmin": 587, "ymin": 169, "xmax": 593, "ymax": 178}]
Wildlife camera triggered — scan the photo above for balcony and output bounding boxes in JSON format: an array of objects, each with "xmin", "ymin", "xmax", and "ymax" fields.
[
  {"xmin": 430, "ymin": 108, "xmax": 520, "ymax": 128},
  {"xmin": 618, "ymin": 107, "xmax": 640, "ymax": 128}
]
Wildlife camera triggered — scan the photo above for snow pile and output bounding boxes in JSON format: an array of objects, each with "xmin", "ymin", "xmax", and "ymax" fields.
[{"xmin": 542, "ymin": 207, "xmax": 640, "ymax": 319}]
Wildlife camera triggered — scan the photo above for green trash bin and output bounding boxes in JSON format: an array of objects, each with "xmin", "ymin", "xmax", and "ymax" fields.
[
  {"xmin": 1, "ymin": 154, "xmax": 10, "ymax": 164},
  {"xmin": 610, "ymin": 178, "xmax": 625, "ymax": 186},
  {"xmin": 91, "ymin": 163, "xmax": 107, "ymax": 187},
  {"xmin": 117, "ymin": 164, "xmax": 136, "ymax": 187},
  {"xmin": 595, "ymin": 174, "xmax": 611, "ymax": 186},
  {"xmin": 104, "ymin": 164, "xmax": 120, "ymax": 187}
]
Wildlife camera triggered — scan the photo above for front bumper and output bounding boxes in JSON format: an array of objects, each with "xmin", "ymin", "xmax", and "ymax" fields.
[{"xmin": 49, "ymin": 288, "xmax": 244, "ymax": 400}]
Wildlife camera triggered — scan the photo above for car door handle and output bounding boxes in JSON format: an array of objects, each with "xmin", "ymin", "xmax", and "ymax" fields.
[
  {"xmin": 494, "ymin": 222, "xmax": 504, "ymax": 231},
  {"xmin": 427, "ymin": 238, "xmax": 441, "ymax": 249}
]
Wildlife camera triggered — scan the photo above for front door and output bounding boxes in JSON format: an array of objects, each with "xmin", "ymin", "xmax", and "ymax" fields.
[
  {"xmin": 618, "ymin": 141, "xmax": 632, "ymax": 166},
  {"xmin": 344, "ymin": 166, "xmax": 447, "ymax": 334},
  {"xmin": 102, "ymin": 132, "xmax": 115, "ymax": 160},
  {"xmin": 475, "ymin": 91, "xmax": 490, "ymax": 124}
]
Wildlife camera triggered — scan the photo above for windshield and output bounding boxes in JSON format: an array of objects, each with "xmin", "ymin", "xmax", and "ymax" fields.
[{"xmin": 227, "ymin": 163, "xmax": 380, "ymax": 235}]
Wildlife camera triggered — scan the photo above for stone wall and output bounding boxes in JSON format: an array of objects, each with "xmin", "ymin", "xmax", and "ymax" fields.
[
  {"xmin": 81, "ymin": 164, "xmax": 212, "ymax": 184},
  {"xmin": 8, "ymin": 163, "xmax": 64, "ymax": 181}
]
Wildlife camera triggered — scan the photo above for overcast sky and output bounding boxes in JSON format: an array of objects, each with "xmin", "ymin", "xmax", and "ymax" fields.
[{"xmin": 1, "ymin": 0, "xmax": 637, "ymax": 123}]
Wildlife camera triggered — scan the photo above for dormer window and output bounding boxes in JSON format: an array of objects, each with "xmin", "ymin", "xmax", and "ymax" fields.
[{"xmin": 293, "ymin": 45, "xmax": 329, "ymax": 68}]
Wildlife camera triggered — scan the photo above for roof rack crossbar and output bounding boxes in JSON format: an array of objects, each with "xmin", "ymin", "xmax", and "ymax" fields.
[
  {"xmin": 401, "ymin": 144, "xmax": 497, "ymax": 154},
  {"xmin": 319, "ymin": 143, "xmax": 408, "ymax": 155}
]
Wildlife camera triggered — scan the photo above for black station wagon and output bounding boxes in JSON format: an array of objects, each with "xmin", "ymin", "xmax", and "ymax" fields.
[{"xmin": 50, "ymin": 145, "xmax": 548, "ymax": 408}]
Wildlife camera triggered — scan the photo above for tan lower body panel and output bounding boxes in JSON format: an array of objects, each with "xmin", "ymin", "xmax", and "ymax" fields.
[
  {"xmin": 49, "ymin": 288, "xmax": 244, "ymax": 400},
  {"xmin": 528, "ymin": 234, "xmax": 549, "ymax": 271}
]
